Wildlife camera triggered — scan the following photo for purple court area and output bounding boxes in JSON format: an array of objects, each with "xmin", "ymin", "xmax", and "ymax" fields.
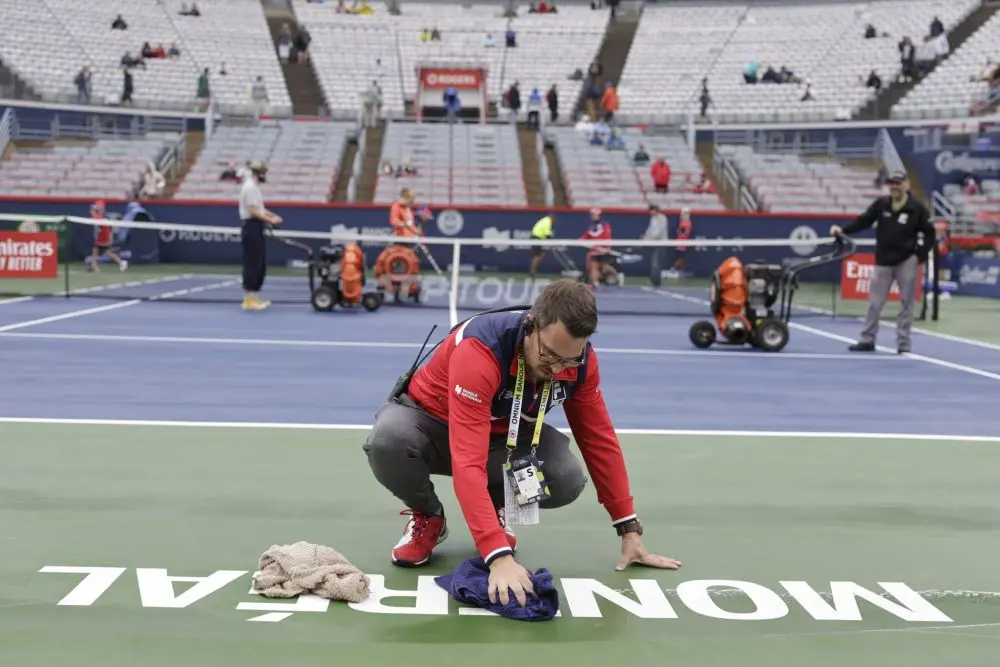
[{"xmin": 1, "ymin": 294, "xmax": 998, "ymax": 436}]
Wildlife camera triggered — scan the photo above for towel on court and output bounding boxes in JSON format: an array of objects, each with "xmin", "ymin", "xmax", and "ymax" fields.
[
  {"xmin": 434, "ymin": 557, "xmax": 559, "ymax": 621},
  {"xmin": 252, "ymin": 541, "xmax": 370, "ymax": 603}
]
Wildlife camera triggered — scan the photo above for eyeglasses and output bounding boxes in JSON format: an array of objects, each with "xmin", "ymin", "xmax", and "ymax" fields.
[{"xmin": 536, "ymin": 335, "xmax": 586, "ymax": 368}]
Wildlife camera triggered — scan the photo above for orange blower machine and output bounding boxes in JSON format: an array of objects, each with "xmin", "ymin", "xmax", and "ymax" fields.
[
  {"xmin": 688, "ymin": 256, "xmax": 790, "ymax": 352},
  {"xmin": 310, "ymin": 243, "xmax": 384, "ymax": 312}
]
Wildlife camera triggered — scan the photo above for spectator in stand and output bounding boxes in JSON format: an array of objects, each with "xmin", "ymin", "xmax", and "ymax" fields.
[
  {"xmin": 699, "ymin": 78, "xmax": 711, "ymax": 117},
  {"xmin": 899, "ymin": 37, "xmax": 916, "ymax": 81},
  {"xmin": 121, "ymin": 51, "xmax": 145, "ymax": 70},
  {"xmin": 864, "ymin": 69, "xmax": 882, "ymax": 92},
  {"xmin": 929, "ymin": 15, "xmax": 944, "ymax": 38},
  {"xmin": 220, "ymin": 162, "xmax": 240, "ymax": 182},
  {"xmin": 743, "ymin": 59, "xmax": 758, "ymax": 84},
  {"xmin": 112, "ymin": 14, "xmax": 127, "ymax": 30},
  {"xmin": 277, "ymin": 24, "xmax": 293, "ymax": 62},
  {"xmin": 443, "ymin": 86, "xmax": 461, "ymax": 124},
  {"xmin": 153, "ymin": 43, "xmax": 167, "ymax": 59},
  {"xmin": 74, "ymin": 67, "xmax": 92, "ymax": 104},
  {"xmin": 293, "ymin": 25, "xmax": 311, "ymax": 64},
  {"xmin": 546, "ymin": 84, "xmax": 558, "ymax": 122},
  {"xmin": 632, "ymin": 144, "xmax": 649, "ymax": 166},
  {"xmin": 168, "ymin": 43, "xmax": 181, "ymax": 58},
  {"xmin": 526, "ymin": 88, "xmax": 542, "ymax": 129},
  {"xmin": 760, "ymin": 65, "xmax": 779, "ymax": 83},
  {"xmin": 196, "ymin": 68, "xmax": 210, "ymax": 108},
  {"xmin": 694, "ymin": 171, "xmax": 716, "ymax": 195},
  {"xmin": 505, "ymin": 81, "xmax": 521, "ymax": 124},
  {"xmin": 962, "ymin": 172, "xmax": 981, "ymax": 195},
  {"xmin": 141, "ymin": 42, "xmax": 155, "ymax": 59},
  {"xmin": 505, "ymin": 24, "xmax": 517, "ymax": 47},
  {"xmin": 430, "ymin": 26, "xmax": 441, "ymax": 41},
  {"xmin": 251, "ymin": 76, "xmax": 269, "ymax": 118},
  {"xmin": 915, "ymin": 35, "xmax": 937, "ymax": 77},
  {"xmin": 650, "ymin": 157, "xmax": 670, "ymax": 194},
  {"xmin": 364, "ymin": 81, "xmax": 383, "ymax": 126},
  {"xmin": 142, "ymin": 162, "xmax": 165, "ymax": 198},
  {"xmin": 179, "ymin": 2, "xmax": 201, "ymax": 16},
  {"xmin": 600, "ymin": 82, "xmax": 619, "ymax": 124},
  {"xmin": 484, "ymin": 32, "xmax": 498, "ymax": 48},
  {"xmin": 800, "ymin": 82, "xmax": 814, "ymax": 101},
  {"xmin": 121, "ymin": 68, "xmax": 134, "ymax": 107}
]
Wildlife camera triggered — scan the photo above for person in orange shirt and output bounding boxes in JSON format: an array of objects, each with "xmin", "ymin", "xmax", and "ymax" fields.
[
  {"xmin": 600, "ymin": 82, "xmax": 619, "ymax": 124},
  {"xmin": 88, "ymin": 200, "xmax": 128, "ymax": 273},
  {"xmin": 379, "ymin": 188, "xmax": 428, "ymax": 302},
  {"xmin": 390, "ymin": 188, "xmax": 420, "ymax": 237}
]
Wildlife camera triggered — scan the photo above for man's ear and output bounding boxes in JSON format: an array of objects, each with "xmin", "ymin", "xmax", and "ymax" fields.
[{"xmin": 524, "ymin": 314, "xmax": 534, "ymax": 335}]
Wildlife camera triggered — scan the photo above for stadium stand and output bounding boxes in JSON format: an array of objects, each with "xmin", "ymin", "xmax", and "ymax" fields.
[
  {"xmin": 617, "ymin": 0, "xmax": 979, "ymax": 124},
  {"xmin": 940, "ymin": 177, "xmax": 1000, "ymax": 224},
  {"xmin": 892, "ymin": 11, "xmax": 1000, "ymax": 119},
  {"xmin": 373, "ymin": 121, "xmax": 527, "ymax": 207},
  {"xmin": 0, "ymin": 0, "xmax": 291, "ymax": 116},
  {"xmin": 550, "ymin": 124, "xmax": 725, "ymax": 211},
  {"xmin": 0, "ymin": 133, "xmax": 181, "ymax": 199},
  {"xmin": 289, "ymin": 1, "xmax": 606, "ymax": 118},
  {"xmin": 717, "ymin": 144, "xmax": 888, "ymax": 214},
  {"xmin": 173, "ymin": 120, "xmax": 353, "ymax": 202}
]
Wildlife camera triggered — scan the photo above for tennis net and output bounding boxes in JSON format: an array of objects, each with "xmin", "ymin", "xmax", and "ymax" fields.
[{"xmin": 1, "ymin": 212, "xmax": 932, "ymax": 322}]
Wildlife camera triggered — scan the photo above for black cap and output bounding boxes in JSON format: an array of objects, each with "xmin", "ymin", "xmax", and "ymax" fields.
[{"xmin": 887, "ymin": 171, "xmax": 908, "ymax": 184}]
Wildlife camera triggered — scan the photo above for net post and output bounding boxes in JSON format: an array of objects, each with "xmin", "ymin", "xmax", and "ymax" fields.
[
  {"xmin": 449, "ymin": 240, "xmax": 461, "ymax": 328},
  {"xmin": 932, "ymin": 243, "xmax": 940, "ymax": 321},
  {"xmin": 61, "ymin": 216, "xmax": 70, "ymax": 298}
]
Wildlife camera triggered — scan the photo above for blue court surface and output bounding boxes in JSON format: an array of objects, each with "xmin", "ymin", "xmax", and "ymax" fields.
[{"xmin": 0, "ymin": 288, "xmax": 998, "ymax": 435}]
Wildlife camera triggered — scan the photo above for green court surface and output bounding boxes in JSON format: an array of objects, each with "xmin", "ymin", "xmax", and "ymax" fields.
[{"xmin": 2, "ymin": 423, "xmax": 999, "ymax": 667}]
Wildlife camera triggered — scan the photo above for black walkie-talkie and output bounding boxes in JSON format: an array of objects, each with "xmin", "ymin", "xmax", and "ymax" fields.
[{"xmin": 388, "ymin": 325, "xmax": 440, "ymax": 402}]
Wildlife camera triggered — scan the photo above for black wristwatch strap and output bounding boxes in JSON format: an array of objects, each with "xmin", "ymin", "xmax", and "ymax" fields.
[{"xmin": 616, "ymin": 518, "xmax": 642, "ymax": 536}]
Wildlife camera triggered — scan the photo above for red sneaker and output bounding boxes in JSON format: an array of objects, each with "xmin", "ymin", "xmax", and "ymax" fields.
[
  {"xmin": 391, "ymin": 509, "xmax": 448, "ymax": 567},
  {"xmin": 497, "ymin": 508, "xmax": 518, "ymax": 551}
]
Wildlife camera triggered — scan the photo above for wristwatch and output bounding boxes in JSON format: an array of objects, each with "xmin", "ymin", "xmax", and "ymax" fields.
[{"xmin": 615, "ymin": 518, "xmax": 643, "ymax": 537}]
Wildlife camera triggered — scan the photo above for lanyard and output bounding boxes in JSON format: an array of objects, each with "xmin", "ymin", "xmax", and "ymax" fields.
[{"xmin": 506, "ymin": 354, "xmax": 551, "ymax": 463}]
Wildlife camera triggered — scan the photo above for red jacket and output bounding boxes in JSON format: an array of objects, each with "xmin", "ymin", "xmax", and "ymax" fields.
[
  {"xmin": 651, "ymin": 160, "xmax": 671, "ymax": 187},
  {"xmin": 407, "ymin": 312, "xmax": 635, "ymax": 564}
]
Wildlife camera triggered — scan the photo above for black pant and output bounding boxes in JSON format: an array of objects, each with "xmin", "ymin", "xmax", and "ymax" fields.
[
  {"xmin": 241, "ymin": 218, "xmax": 266, "ymax": 292},
  {"xmin": 362, "ymin": 394, "xmax": 588, "ymax": 514}
]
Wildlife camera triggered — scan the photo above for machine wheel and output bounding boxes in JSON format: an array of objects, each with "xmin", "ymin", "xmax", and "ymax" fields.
[
  {"xmin": 311, "ymin": 284, "xmax": 337, "ymax": 312},
  {"xmin": 361, "ymin": 292, "xmax": 382, "ymax": 312},
  {"xmin": 753, "ymin": 318, "xmax": 789, "ymax": 352},
  {"xmin": 689, "ymin": 321, "xmax": 717, "ymax": 349}
]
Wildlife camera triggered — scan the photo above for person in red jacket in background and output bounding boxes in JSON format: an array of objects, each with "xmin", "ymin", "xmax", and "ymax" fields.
[
  {"xmin": 651, "ymin": 158, "xmax": 671, "ymax": 194},
  {"xmin": 88, "ymin": 200, "xmax": 128, "ymax": 273},
  {"xmin": 580, "ymin": 208, "xmax": 617, "ymax": 288},
  {"xmin": 363, "ymin": 280, "xmax": 681, "ymax": 607}
]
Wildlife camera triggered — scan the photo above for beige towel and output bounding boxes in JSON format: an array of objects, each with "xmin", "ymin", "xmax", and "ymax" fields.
[{"xmin": 252, "ymin": 541, "xmax": 370, "ymax": 603}]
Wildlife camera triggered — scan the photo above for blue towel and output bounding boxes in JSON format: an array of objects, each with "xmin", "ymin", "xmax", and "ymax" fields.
[{"xmin": 434, "ymin": 558, "xmax": 559, "ymax": 621}]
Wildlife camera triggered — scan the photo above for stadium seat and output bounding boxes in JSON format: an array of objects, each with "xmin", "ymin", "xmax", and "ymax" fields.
[
  {"xmin": 0, "ymin": 0, "xmax": 291, "ymax": 116},
  {"xmin": 718, "ymin": 144, "xmax": 889, "ymax": 214},
  {"xmin": 550, "ymin": 125, "xmax": 725, "ymax": 211},
  {"xmin": 0, "ymin": 133, "xmax": 181, "ymax": 199},
  {"xmin": 617, "ymin": 0, "xmax": 979, "ymax": 125},
  {"xmin": 893, "ymin": 12, "xmax": 1000, "ymax": 120},
  {"xmin": 173, "ymin": 120, "xmax": 353, "ymax": 202},
  {"xmin": 373, "ymin": 120, "xmax": 527, "ymax": 207},
  {"xmin": 289, "ymin": 1, "xmax": 605, "ymax": 119}
]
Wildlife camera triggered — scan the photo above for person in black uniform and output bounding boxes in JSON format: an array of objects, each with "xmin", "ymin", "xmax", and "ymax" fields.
[{"xmin": 830, "ymin": 171, "xmax": 934, "ymax": 354}]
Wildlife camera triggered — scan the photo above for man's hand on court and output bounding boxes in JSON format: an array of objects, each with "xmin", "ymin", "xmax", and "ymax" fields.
[
  {"xmin": 270, "ymin": 213, "xmax": 283, "ymax": 225},
  {"xmin": 488, "ymin": 555, "xmax": 535, "ymax": 607},
  {"xmin": 615, "ymin": 533, "xmax": 682, "ymax": 571},
  {"xmin": 829, "ymin": 224, "xmax": 842, "ymax": 236}
]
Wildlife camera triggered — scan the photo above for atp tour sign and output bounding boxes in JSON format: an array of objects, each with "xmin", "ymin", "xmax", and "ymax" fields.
[{"xmin": 38, "ymin": 564, "xmax": 960, "ymax": 625}]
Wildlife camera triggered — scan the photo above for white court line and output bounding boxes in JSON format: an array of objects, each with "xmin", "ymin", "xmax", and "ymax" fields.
[
  {"xmin": 0, "ymin": 330, "xmax": 908, "ymax": 361},
  {"xmin": 0, "ymin": 278, "xmax": 238, "ymax": 334},
  {"xmin": 647, "ymin": 288, "xmax": 1000, "ymax": 383},
  {"xmin": 0, "ymin": 296, "xmax": 34, "ymax": 307},
  {"xmin": 789, "ymin": 321, "xmax": 1000, "ymax": 383},
  {"xmin": 1, "ymin": 416, "xmax": 998, "ymax": 442}
]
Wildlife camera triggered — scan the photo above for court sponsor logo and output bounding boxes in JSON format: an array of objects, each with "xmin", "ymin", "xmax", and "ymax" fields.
[
  {"xmin": 159, "ymin": 228, "xmax": 241, "ymax": 244},
  {"xmin": 421, "ymin": 275, "xmax": 551, "ymax": 306},
  {"xmin": 330, "ymin": 224, "xmax": 392, "ymax": 246},
  {"xmin": 0, "ymin": 231, "xmax": 59, "ymax": 278},
  {"xmin": 435, "ymin": 209, "xmax": 464, "ymax": 236},
  {"xmin": 482, "ymin": 227, "xmax": 534, "ymax": 252},
  {"xmin": 788, "ymin": 225, "xmax": 819, "ymax": 256},
  {"xmin": 959, "ymin": 263, "xmax": 999, "ymax": 286},
  {"xmin": 934, "ymin": 150, "xmax": 1000, "ymax": 174},
  {"xmin": 38, "ymin": 566, "xmax": 957, "ymax": 625}
]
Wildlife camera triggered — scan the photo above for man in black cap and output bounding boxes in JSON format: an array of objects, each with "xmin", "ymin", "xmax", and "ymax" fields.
[{"xmin": 830, "ymin": 171, "xmax": 934, "ymax": 354}]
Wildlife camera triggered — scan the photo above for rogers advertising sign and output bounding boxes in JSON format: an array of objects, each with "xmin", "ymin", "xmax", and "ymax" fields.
[
  {"xmin": 0, "ymin": 231, "xmax": 59, "ymax": 279},
  {"xmin": 840, "ymin": 253, "xmax": 923, "ymax": 302},
  {"xmin": 420, "ymin": 68, "xmax": 482, "ymax": 90}
]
